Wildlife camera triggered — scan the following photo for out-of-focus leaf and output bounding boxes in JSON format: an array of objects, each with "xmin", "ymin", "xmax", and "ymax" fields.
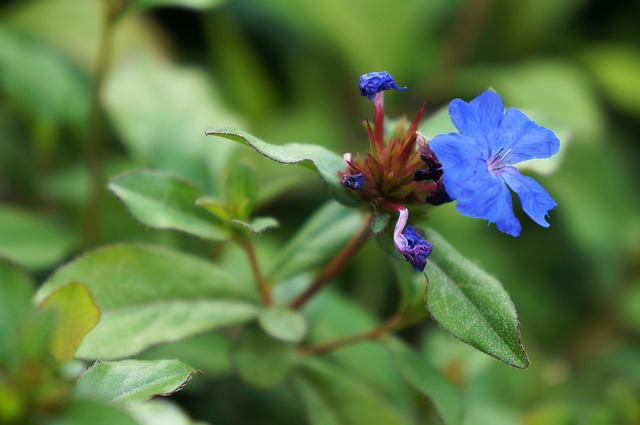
[
  {"xmin": 386, "ymin": 338, "xmax": 463, "ymax": 425},
  {"xmin": 0, "ymin": 259, "xmax": 34, "ymax": 365},
  {"xmin": 424, "ymin": 229, "xmax": 529, "ymax": 369},
  {"xmin": 40, "ymin": 283, "xmax": 100, "ymax": 362},
  {"xmin": 258, "ymin": 307, "xmax": 307, "ymax": 343},
  {"xmin": 390, "ymin": 257, "xmax": 429, "ymax": 325},
  {"xmin": 459, "ymin": 60, "xmax": 603, "ymax": 144},
  {"xmin": 128, "ymin": 399, "xmax": 211, "ymax": 425},
  {"xmin": 267, "ymin": 201, "xmax": 362, "ymax": 283},
  {"xmin": 371, "ymin": 211, "xmax": 390, "ymax": 234},
  {"xmin": 291, "ymin": 358, "xmax": 409, "ymax": 425},
  {"xmin": 126, "ymin": 0, "xmax": 225, "ymax": 13},
  {"xmin": 225, "ymin": 163, "xmax": 258, "ymax": 220},
  {"xmin": 75, "ymin": 359, "xmax": 199, "ymax": 404},
  {"xmin": 35, "ymin": 244, "xmax": 258, "ymax": 359},
  {"xmin": 581, "ymin": 44, "xmax": 640, "ymax": 116},
  {"xmin": 229, "ymin": 326, "xmax": 298, "ymax": 389},
  {"xmin": 0, "ymin": 206, "xmax": 75, "ymax": 271},
  {"xmin": 205, "ymin": 127, "xmax": 358, "ymax": 207},
  {"xmin": 50, "ymin": 399, "xmax": 138, "ymax": 425},
  {"xmin": 105, "ymin": 57, "xmax": 241, "ymax": 192},
  {"xmin": 0, "ymin": 26, "xmax": 90, "ymax": 127},
  {"xmin": 108, "ymin": 170, "xmax": 229, "ymax": 241}
]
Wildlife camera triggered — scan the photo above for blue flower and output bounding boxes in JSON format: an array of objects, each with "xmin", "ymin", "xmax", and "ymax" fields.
[
  {"xmin": 393, "ymin": 207, "xmax": 432, "ymax": 272},
  {"xmin": 359, "ymin": 72, "xmax": 407, "ymax": 100},
  {"xmin": 429, "ymin": 90, "xmax": 559, "ymax": 237}
]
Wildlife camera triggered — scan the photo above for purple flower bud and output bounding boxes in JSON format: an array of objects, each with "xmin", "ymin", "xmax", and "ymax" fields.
[
  {"xmin": 426, "ymin": 181, "xmax": 452, "ymax": 206},
  {"xmin": 359, "ymin": 72, "xmax": 407, "ymax": 100},
  {"xmin": 393, "ymin": 207, "xmax": 432, "ymax": 272},
  {"xmin": 342, "ymin": 173, "xmax": 364, "ymax": 190}
]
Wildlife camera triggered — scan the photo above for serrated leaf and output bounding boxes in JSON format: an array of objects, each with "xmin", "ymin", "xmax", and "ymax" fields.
[
  {"xmin": 109, "ymin": 170, "xmax": 230, "ymax": 241},
  {"xmin": 424, "ymin": 229, "xmax": 529, "ymax": 369},
  {"xmin": 0, "ymin": 206, "xmax": 75, "ymax": 271},
  {"xmin": 35, "ymin": 244, "xmax": 258, "ymax": 359},
  {"xmin": 386, "ymin": 338, "xmax": 463, "ymax": 425},
  {"xmin": 40, "ymin": 283, "xmax": 100, "ymax": 362},
  {"xmin": 267, "ymin": 201, "xmax": 362, "ymax": 282},
  {"xmin": 75, "ymin": 359, "xmax": 199, "ymax": 404},
  {"xmin": 258, "ymin": 307, "xmax": 307, "ymax": 343},
  {"xmin": 229, "ymin": 326, "xmax": 298, "ymax": 389},
  {"xmin": 291, "ymin": 358, "xmax": 409, "ymax": 425},
  {"xmin": 205, "ymin": 127, "xmax": 358, "ymax": 207}
]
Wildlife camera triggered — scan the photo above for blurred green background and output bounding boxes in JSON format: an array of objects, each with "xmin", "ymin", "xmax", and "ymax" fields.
[{"xmin": 1, "ymin": 0, "xmax": 639, "ymax": 423}]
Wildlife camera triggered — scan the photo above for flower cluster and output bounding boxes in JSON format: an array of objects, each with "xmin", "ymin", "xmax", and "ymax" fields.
[{"xmin": 342, "ymin": 72, "xmax": 559, "ymax": 271}]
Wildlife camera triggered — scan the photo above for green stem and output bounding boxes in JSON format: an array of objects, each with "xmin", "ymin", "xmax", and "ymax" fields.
[
  {"xmin": 242, "ymin": 239, "xmax": 272, "ymax": 306},
  {"xmin": 297, "ymin": 314, "xmax": 402, "ymax": 356},
  {"xmin": 81, "ymin": 0, "xmax": 122, "ymax": 247},
  {"xmin": 289, "ymin": 212, "xmax": 373, "ymax": 310}
]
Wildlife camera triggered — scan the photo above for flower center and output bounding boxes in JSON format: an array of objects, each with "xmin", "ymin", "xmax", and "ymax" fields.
[{"xmin": 487, "ymin": 147, "xmax": 512, "ymax": 172}]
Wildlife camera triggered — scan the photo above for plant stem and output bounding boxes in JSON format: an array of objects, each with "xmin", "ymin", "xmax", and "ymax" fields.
[
  {"xmin": 82, "ymin": 0, "xmax": 122, "ymax": 247},
  {"xmin": 242, "ymin": 239, "xmax": 272, "ymax": 306},
  {"xmin": 289, "ymin": 212, "xmax": 373, "ymax": 310},
  {"xmin": 297, "ymin": 314, "xmax": 402, "ymax": 356}
]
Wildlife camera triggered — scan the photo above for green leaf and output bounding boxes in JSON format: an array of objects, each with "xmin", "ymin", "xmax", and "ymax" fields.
[
  {"xmin": 258, "ymin": 307, "xmax": 307, "ymax": 343},
  {"xmin": 40, "ymin": 283, "xmax": 100, "ymax": 362},
  {"xmin": 50, "ymin": 399, "xmax": 139, "ymax": 425},
  {"xmin": 229, "ymin": 217, "xmax": 279, "ymax": 235},
  {"xmin": 127, "ymin": 399, "xmax": 211, "ymax": 425},
  {"xmin": 0, "ymin": 259, "xmax": 34, "ymax": 365},
  {"xmin": 75, "ymin": 359, "xmax": 199, "ymax": 404},
  {"xmin": 581, "ymin": 44, "xmax": 640, "ymax": 116},
  {"xmin": 126, "ymin": 0, "xmax": 226, "ymax": 13},
  {"xmin": 424, "ymin": 229, "xmax": 529, "ymax": 369},
  {"xmin": 390, "ymin": 259, "xmax": 429, "ymax": 325},
  {"xmin": 386, "ymin": 338, "xmax": 463, "ymax": 425},
  {"xmin": 35, "ymin": 244, "xmax": 258, "ymax": 359},
  {"xmin": 291, "ymin": 358, "xmax": 409, "ymax": 425},
  {"xmin": 0, "ymin": 206, "xmax": 75, "ymax": 271},
  {"xmin": 225, "ymin": 163, "xmax": 258, "ymax": 220},
  {"xmin": 267, "ymin": 201, "xmax": 362, "ymax": 282},
  {"xmin": 229, "ymin": 326, "xmax": 298, "ymax": 389},
  {"xmin": 371, "ymin": 211, "xmax": 390, "ymax": 234},
  {"xmin": 109, "ymin": 170, "xmax": 230, "ymax": 241},
  {"xmin": 205, "ymin": 127, "xmax": 358, "ymax": 207}
]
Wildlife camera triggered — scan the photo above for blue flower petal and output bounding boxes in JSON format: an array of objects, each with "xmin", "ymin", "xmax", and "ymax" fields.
[
  {"xmin": 401, "ymin": 225, "xmax": 432, "ymax": 272},
  {"xmin": 429, "ymin": 133, "xmax": 486, "ymax": 200},
  {"xmin": 498, "ymin": 107, "xmax": 560, "ymax": 165},
  {"xmin": 500, "ymin": 167, "xmax": 557, "ymax": 228},
  {"xmin": 449, "ymin": 90, "xmax": 504, "ymax": 155},
  {"xmin": 453, "ymin": 165, "xmax": 522, "ymax": 237}
]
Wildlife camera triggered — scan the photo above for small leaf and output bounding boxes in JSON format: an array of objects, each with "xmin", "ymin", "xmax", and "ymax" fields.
[
  {"xmin": 424, "ymin": 228, "xmax": 529, "ymax": 368},
  {"xmin": 0, "ymin": 206, "xmax": 75, "ymax": 271},
  {"xmin": 386, "ymin": 338, "xmax": 463, "ymax": 425},
  {"xmin": 267, "ymin": 201, "xmax": 362, "ymax": 282},
  {"xmin": 40, "ymin": 283, "xmax": 100, "ymax": 362},
  {"xmin": 291, "ymin": 358, "xmax": 409, "ymax": 425},
  {"xmin": 226, "ymin": 163, "xmax": 258, "ymax": 220},
  {"xmin": 371, "ymin": 211, "xmax": 390, "ymax": 234},
  {"xmin": 205, "ymin": 127, "xmax": 358, "ymax": 207},
  {"xmin": 229, "ymin": 326, "xmax": 298, "ymax": 389},
  {"xmin": 229, "ymin": 217, "xmax": 279, "ymax": 235},
  {"xmin": 75, "ymin": 359, "xmax": 199, "ymax": 404},
  {"xmin": 258, "ymin": 307, "xmax": 307, "ymax": 343},
  {"xmin": 195, "ymin": 196, "xmax": 232, "ymax": 221},
  {"xmin": 35, "ymin": 244, "xmax": 258, "ymax": 359},
  {"xmin": 109, "ymin": 170, "xmax": 230, "ymax": 241},
  {"xmin": 127, "ymin": 399, "xmax": 211, "ymax": 425}
]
